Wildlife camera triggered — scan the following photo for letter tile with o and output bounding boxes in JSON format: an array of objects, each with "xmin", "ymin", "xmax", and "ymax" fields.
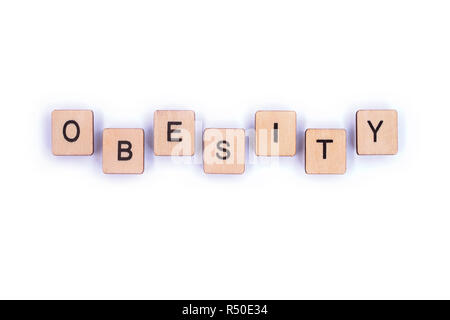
[{"xmin": 52, "ymin": 109, "xmax": 94, "ymax": 156}]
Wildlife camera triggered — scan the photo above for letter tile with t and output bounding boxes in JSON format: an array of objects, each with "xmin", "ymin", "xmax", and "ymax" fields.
[
  {"xmin": 153, "ymin": 110, "xmax": 195, "ymax": 156},
  {"xmin": 203, "ymin": 128, "xmax": 245, "ymax": 174},
  {"xmin": 305, "ymin": 129, "xmax": 346, "ymax": 174},
  {"xmin": 102, "ymin": 128, "xmax": 144, "ymax": 174},
  {"xmin": 52, "ymin": 109, "xmax": 94, "ymax": 156}
]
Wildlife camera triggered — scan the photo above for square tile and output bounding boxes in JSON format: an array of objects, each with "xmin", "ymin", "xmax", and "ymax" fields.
[
  {"xmin": 203, "ymin": 128, "xmax": 245, "ymax": 174},
  {"xmin": 305, "ymin": 129, "xmax": 346, "ymax": 174},
  {"xmin": 153, "ymin": 110, "xmax": 195, "ymax": 156},
  {"xmin": 103, "ymin": 128, "xmax": 144, "ymax": 174},
  {"xmin": 255, "ymin": 110, "xmax": 296, "ymax": 156},
  {"xmin": 52, "ymin": 109, "xmax": 94, "ymax": 156},
  {"xmin": 356, "ymin": 109, "xmax": 398, "ymax": 155}
]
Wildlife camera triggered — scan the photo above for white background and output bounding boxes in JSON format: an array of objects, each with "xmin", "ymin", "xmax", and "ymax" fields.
[{"xmin": 0, "ymin": 0, "xmax": 449, "ymax": 299}]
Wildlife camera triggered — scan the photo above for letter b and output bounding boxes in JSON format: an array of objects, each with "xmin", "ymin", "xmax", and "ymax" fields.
[{"xmin": 118, "ymin": 141, "xmax": 133, "ymax": 161}]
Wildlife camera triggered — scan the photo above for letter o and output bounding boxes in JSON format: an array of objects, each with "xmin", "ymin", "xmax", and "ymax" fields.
[{"xmin": 63, "ymin": 120, "xmax": 80, "ymax": 143}]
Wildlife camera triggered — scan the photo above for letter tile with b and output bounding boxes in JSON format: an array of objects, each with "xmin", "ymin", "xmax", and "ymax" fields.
[
  {"xmin": 305, "ymin": 129, "xmax": 346, "ymax": 174},
  {"xmin": 203, "ymin": 128, "xmax": 245, "ymax": 174},
  {"xmin": 102, "ymin": 128, "xmax": 144, "ymax": 174},
  {"xmin": 52, "ymin": 109, "xmax": 94, "ymax": 156}
]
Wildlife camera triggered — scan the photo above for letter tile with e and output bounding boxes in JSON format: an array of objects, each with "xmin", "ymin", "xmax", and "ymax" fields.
[
  {"xmin": 102, "ymin": 128, "xmax": 144, "ymax": 174},
  {"xmin": 153, "ymin": 110, "xmax": 195, "ymax": 156}
]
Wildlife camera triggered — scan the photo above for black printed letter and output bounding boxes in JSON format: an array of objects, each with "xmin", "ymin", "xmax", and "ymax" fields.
[
  {"xmin": 118, "ymin": 141, "xmax": 133, "ymax": 161},
  {"xmin": 367, "ymin": 120, "xmax": 383, "ymax": 142},
  {"xmin": 316, "ymin": 139, "xmax": 333, "ymax": 159},
  {"xmin": 274, "ymin": 123, "xmax": 279, "ymax": 143},
  {"xmin": 216, "ymin": 140, "xmax": 231, "ymax": 160},
  {"xmin": 62, "ymin": 120, "xmax": 80, "ymax": 143},
  {"xmin": 167, "ymin": 121, "xmax": 182, "ymax": 142}
]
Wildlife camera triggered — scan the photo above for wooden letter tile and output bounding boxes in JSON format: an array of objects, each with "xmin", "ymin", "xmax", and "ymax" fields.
[
  {"xmin": 356, "ymin": 109, "xmax": 398, "ymax": 155},
  {"xmin": 102, "ymin": 128, "xmax": 144, "ymax": 174},
  {"xmin": 305, "ymin": 129, "xmax": 346, "ymax": 174},
  {"xmin": 255, "ymin": 110, "xmax": 296, "ymax": 156},
  {"xmin": 52, "ymin": 109, "xmax": 94, "ymax": 156},
  {"xmin": 153, "ymin": 110, "xmax": 195, "ymax": 156},
  {"xmin": 203, "ymin": 128, "xmax": 245, "ymax": 174}
]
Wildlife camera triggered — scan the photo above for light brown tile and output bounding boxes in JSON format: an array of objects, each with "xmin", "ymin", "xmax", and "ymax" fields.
[
  {"xmin": 203, "ymin": 128, "xmax": 245, "ymax": 174},
  {"xmin": 356, "ymin": 109, "xmax": 398, "ymax": 155},
  {"xmin": 102, "ymin": 128, "xmax": 144, "ymax": 174},
  {"xmin": 153, "ymin": 110, "xmax": 195, "ymax": 156},
  {"xmin": 52, "ymin": 109, "xmax": 94, "ymax": 156},
  {"xmin": 305, "ymin": 129, "xmax": 346, "ymax": 174},
  {"xmin": 255, "ymin": 110, "xmax": 296, "ymax": 156}
]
